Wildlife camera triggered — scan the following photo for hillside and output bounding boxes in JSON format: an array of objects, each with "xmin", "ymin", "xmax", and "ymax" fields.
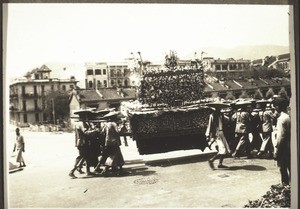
[{"xmin": 184, "ymin": 45, "xmax": 289, "ymax": 60}]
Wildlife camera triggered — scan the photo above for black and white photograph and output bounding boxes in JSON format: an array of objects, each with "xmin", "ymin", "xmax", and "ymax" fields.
[{"xmin": 3, "ymin": 1, "xmax": 299, "ymax": 208}]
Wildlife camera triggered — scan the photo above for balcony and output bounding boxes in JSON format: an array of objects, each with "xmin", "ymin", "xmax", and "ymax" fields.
[
  {"xmin": 22, "ymin": 93, "xmax": 39, "ymax": 98},
  {"xmin": 23, "ymin": 108, "xmax": 43, "ymax": 113},
  {"xmin": 10, "ymin": 94, "xmax": 18, "ymax": 99}
]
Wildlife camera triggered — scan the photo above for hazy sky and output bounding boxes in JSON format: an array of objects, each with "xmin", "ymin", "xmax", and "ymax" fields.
[{"xmin": 5, "ymin": 3, "xmax": 290, "ymax": 78}]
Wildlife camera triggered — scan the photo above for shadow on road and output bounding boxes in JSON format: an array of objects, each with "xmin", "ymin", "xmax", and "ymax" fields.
[
  {"xmin": 227, "ymin": 165, "xmax": 266, "ymax": 171},
  {"xmin": 124, "ymin": 159, "xmax": 144, "ymax": 165},
  {"xmin": 76, "ymin": 165, "xmax": 156, "ymax": 179},
  {"xmin": 145, "ymin": 152, "xmax": 216, "ymax": 167}
]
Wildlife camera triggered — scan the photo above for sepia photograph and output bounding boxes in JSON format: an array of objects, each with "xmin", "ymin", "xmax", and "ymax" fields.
[{"xmin": 3, "ymin": 1, "xmax": 299, "ymax": 208}]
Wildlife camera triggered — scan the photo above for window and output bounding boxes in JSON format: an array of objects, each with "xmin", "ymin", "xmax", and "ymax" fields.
[
  {"xmin": 110, "ymin": 69, "xmax": 115, "ymax": 77},
  {"xmin": 62, "ymin": 85, "xmax": 66, "ymax": 91},
  {"xmin": 35, "ymin": 113, "xmax": 39, "ymax": 122},
  {"xmin": 51, "ymin": 85, "xmax": 54, "ymax": 91},
  {"xmin": 117, "ymin": 69, "xmax": 121, "ymax": 77},
  {"xmin": 97, "ymin": 80, "xmax": 101, "ymax": 89},
  {"xmin": 87, "ymin": 69, "xmax": 93, "ymax": 75},
  {"xmin": 42, "ymin": 99, "xmax": 45, "ymax": 109},
  {"xmin": 22, "ymin": 100, "xmax": 26, "ymax": 111},
  {"xmin": 34, "ymin": 100, "xmax": 38, "ymax": 110},
  {"xmin": 103, "ymin": 80, "xmax": 107, "ymax": 87},
  {"xmin": 41, "ymin": 85, "xmax": 45, "ymax": 95},
  {"xmin": 88, "ymin": 81, "xmax": 93, "ymax": 88},
  {"xmin": 124, "ymin": 80, "xmax": 128, "ymax": 87},
  {"xmin": 118, "ymin": 80, "xmax": 122, "ymax": 86},
  {"xmin": 70, "ymin": 85, "xmax": 74, "ymax": 89},
  {"xmin": 95, "ymin": 69, "xmax": 101, "ymax": 75},
  {"xmin": 103, "ymin": 69, "xmax": 106, "ymax": 75},
  {"xmin": 22, "ymin": 86, "xmax": 26, "ymax": 95},
  {"xmin": 34, "ymin": 86, "xmax": 37, "ymax": 95},
  {"xmin": 24, "ymin": 114, "xmax": 27, "ymax": 123},
  {"xmin": 111, "ymin": 80, "xmax": 115, "ymax": 86}
]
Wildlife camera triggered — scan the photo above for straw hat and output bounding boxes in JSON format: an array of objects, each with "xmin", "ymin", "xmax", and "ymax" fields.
[
  {"xmin": 73, "ymin": 109, "xmax": 94, "ymax": 119},
  {"xmin": 232, "ymin": 100, "xmax": 252, "ymax": 110},
  {"xmin": 102, "ymin": 111, "xmax": 122, "ymax": 120},
  {"xmin": 206, "ymin": 102, "xmax": 231, "ymax": 110}
]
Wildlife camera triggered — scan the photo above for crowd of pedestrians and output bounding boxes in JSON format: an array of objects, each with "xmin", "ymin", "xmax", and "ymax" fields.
[{"xmin": 205, "ymin": 96, "xmax": 291, "ymax": 185}]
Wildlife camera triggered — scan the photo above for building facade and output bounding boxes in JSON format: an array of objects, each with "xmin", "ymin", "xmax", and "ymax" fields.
[
  {"xmin": 202, "ymin": 57, "xmax": 251, "ymax": 72},
  {"xmin": 9, "ymin": 65, "xmax": 78, "ymax": 127},
  {"xmin": 85, "ymin": 62, "xmax": 132, "ymax": 89}
]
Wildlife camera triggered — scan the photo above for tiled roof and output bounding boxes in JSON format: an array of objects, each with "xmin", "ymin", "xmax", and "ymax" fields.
[
  {"xmin": 252, "ymin": 79, "xmax": 268, "ymax": 86},
  {"xmin": 277, "ymin": 53, "xmax": 290, "ymax": 61},
  {"xmin": 264, "ymin": 56, "xmax": 277, "ymax": 67},
  {"xmin": 77, "ymin": 89, "xmax": 102, "ymax": 102},
  {"xmin": 122, "ymin": 88, "xmax": 137, "ymax": 98},
  {"xmin": 98, "ymin": 88, "xmax": 136, "ymax": 100},
  {"xmin": 226, "ymin": 80, "xmax": 243, "ymax": 90},
  {"xmin": 236, "ymin": 80, "xmax": 257, "ymax": 89},
  {"xmin": 252, "ymin": 59, "xmax": 263, "ymax": 65},
  {"xmin": 209, "ymin": 82, "xmax": 228, "ymax": 91}
]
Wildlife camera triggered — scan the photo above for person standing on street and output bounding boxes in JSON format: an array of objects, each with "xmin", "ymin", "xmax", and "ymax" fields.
[
  {"xmin": 206, "ymin": 102, "xmax": 231, "ymax": 170},
  {"xmin": 273, "ymin": 97, "xmax": 291, "ymax": 185},
  {"xmin": 257, "ymin": 102, "xmax": 277, "ymax": 158},
  {"xmin": 13, "ymin": 128, "xmax": 26, "ymax": 168}
]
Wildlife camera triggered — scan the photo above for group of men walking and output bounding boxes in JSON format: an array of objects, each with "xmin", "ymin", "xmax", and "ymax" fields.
[
  {"xmin": 205, "ymin": 96, "xmax": 291, "ymax": 185},
  {"xmin": 67, "ymin": 95, "xmax": 291, "ymax": 185},
  {"xmin": 69, "ymin": 110, "xmax": 125, "ymax": 179}
]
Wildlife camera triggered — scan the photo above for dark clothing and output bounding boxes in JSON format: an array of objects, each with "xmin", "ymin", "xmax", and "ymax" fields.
[
  {"xmin": 275, "ymin": 112, "xmax": 291, "ymax": 184},
  {"xmin": 232, "ymin": 111, "xmax": 252, "ymax": 156}
]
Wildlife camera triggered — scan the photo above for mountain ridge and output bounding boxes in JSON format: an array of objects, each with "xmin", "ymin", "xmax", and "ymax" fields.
[{"xmin": 184, "ymin": 45, "xmax": 289, "ymax": 60}]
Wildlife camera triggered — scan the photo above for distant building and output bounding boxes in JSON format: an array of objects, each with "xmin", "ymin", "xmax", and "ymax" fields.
[
  {"xmin": 202, "ymin": 57, "xmax": 251, "ymax": 72},
  {"xmin": 9, "ymin": 65, "xmax": 78, "ymax": 127},
  {"xmin": 251, "ymin": 53, "xmax": 290, "ymax": 72},
  {"xmin": 203, "ymin": 76, "xmax": 291, "ymax": 99},
  {"xmin": 85, "ymin": 62, "xmax": 131, "ymax": 89},
  {"xmin": 69, "ymin": 87, "xmax": 137, "ymax": 127},
  {"xmin": 268, "ymin": 53, "xmax": 290, "ymax": 71}
]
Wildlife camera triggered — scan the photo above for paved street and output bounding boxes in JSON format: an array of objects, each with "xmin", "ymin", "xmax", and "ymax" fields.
[{"xmin": 6, "ymin": 125, "xmax": 281, "ymax": 208}]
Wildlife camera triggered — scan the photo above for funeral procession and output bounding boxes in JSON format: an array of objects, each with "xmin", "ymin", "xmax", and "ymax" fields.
[{"xmin": 7, "ymin": 49, "xmax": 293, "ymax": 208}]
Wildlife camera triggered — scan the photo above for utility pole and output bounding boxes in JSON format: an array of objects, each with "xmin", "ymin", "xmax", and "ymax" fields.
[
  {"xmin": 137, "ymin": 51, "xmax": 143, "ymax": 75},
  {"xmin": 52, "ymin": 98, "xmax": 56, "ymax": 125}
]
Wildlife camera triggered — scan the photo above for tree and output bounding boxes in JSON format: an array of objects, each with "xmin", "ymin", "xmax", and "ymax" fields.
[{"xmin": 44, "ymin": 90, "xmax": 71, "ymax": 123}]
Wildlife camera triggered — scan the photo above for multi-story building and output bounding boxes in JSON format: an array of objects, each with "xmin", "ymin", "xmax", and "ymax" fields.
[
  {"xmin": 9, "ymin": 65, "xmax": 78, "ymax": 127},
  {"xmin": 85, "ymin": 62, "xmax": 131, "ymax": 89},
  {"xmin": 107, "ymin": 62, "xmax": 131, "ymax": 88},
  {"xmin": 85, "ymin": 62, "xmax": 108, "ymax": 89},
  {"xmin": 251, "ymin": 53, "xmax": 290, "ymax": 71},
  {"xmin": 202, "ymin": 57, "xmax": 251, "ymax": 72}
]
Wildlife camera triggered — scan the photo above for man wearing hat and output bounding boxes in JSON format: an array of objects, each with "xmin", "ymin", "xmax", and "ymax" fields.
[
  {"xmin": 95, "ymin": 111, "xmax": 125, "ymax": 175},
  {"xmin": 256, "ymin": 101, "xmax": 277, "ymax": 158},
  {"xmin": 69, "ymin": 110, "xmax": 99, "ymax": 178},
  {"xmin": 231, "ymin": 101, "xmax": 253, "ymax": 158},
  {"xmin": 273, "ymin": 97, "xmax": 291, "ymax": 185}
]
